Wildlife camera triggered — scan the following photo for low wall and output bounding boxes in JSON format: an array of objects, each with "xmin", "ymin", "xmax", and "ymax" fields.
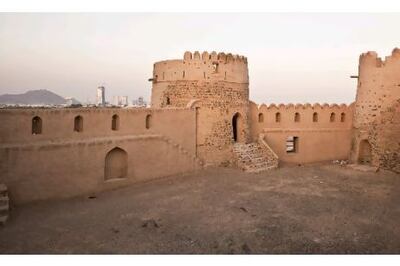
[
  {"xmin": 250, "ymin": 101, "xmax": 354, "ymax": 163},
  {"xmin": 0, "ymin": 107, "xmax": 198, "ymax": 204}
]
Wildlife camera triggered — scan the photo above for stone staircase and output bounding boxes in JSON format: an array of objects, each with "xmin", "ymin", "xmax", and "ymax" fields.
[
  {"xmin": 233, "ymin": 135, "xmax": 279, "ymax": 173},
  {"xmin": 0, "ymin": 184, "xmax": 10, "ymax": 225}
]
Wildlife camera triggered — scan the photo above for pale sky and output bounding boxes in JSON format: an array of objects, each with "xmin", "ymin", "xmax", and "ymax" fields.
[{"xmin": 0, "ymin": 13, "xmax": 399, "ymax": 104}]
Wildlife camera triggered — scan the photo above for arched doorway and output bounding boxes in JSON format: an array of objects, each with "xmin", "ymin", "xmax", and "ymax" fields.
[
  {"xmin": 358, "ymin": 139, "xmax": 372, "ymax": 165},
  {"xmin": 104, "ymin": 147, "xmax": 128, "ymax": 180},
  {"xmin": 232, "ymin": 112, "xmax": 243, "ymax": 142}
]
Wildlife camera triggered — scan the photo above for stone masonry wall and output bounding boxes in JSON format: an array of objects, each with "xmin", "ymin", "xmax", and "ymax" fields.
[
  {"xmin": 351, "ymin": 48, "xmax": 400, "ymax": 172},
  {"xmin": 151, "ymin": 51, "xmax": 250, "ymax": 166}
]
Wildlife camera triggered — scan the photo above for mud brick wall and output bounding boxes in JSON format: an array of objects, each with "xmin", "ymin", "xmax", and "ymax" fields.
[
  {"xmin": 151, "ymin": 51, "xmax": 250, "ymax": 166},
  {"xmin": 351, "ymin": 48, "xmax": 400, "ymax": 172}
]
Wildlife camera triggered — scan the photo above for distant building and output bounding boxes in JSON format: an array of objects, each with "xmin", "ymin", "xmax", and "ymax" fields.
[
  {"xmin": 96, "ymin": 86, "xmax": 105, "ymax": 106},
  {"xmin": 113, "ymin": 96, "xmax": 129, "ymax": 107},
  {"xmin": 132, "ymin": 96, "xmax": 147, "ymax": 107},
  {"xmin": 65, "ymin": 97, "xmax": 73, "ymax": 106}
]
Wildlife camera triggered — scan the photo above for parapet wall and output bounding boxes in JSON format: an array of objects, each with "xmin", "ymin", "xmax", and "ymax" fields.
[
  {"xmin": 250, "ymin": 102, "xmax": 354, "ymax": 163},
  {"xmin": 152, "ymin": 51, "xmax": 249, "ymax": 85},
  {"xmin": 0, "ymin": 107, "xmax": 195, "ymax": 152},
  {"xmin": 0, "ymin": 107, "xmax": 199, "ymax": 204}
]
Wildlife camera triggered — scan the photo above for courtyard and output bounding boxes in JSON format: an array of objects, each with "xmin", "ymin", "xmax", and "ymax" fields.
[{"xmin": 0, "ymin": 163, "xmax": 399, "ymax": 254}]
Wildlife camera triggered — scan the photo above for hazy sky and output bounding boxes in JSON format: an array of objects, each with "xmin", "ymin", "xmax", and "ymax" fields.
[{"xmin": 0, "ymin": 13, "xmax": 399, "ymax": 104}]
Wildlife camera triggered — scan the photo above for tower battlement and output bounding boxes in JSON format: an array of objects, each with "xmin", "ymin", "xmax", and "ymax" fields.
[
  {"xmin": 183, "ymin": 51, "xmax": 248, "ymax": 64},
  {"xmin": 152, "ymin": 51, "xmax": 249, "ymax": 84},
  {"xmin": 359, "ymin": 48, "xmax": 400, "ymax": 68}
]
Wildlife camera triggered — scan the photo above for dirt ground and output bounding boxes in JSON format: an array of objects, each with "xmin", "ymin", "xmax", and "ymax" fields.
[{"xmin": 1, "ymin": 163, "xmax": 400, "ymax": 254}]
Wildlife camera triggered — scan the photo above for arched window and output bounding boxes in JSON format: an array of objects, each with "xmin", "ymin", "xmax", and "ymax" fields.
[
  {"xmin": 330, "ymin": 112, "xmax": 336, "ymax": 122},
  {"xmin": 32, "ymin": 116, "xmax": 42, "ymax": 135},
  {"xmin": 166, "ymin": 97, "xmax": 171, "ymax": 105},
  {"xmin": 294, "ymin": 112, "xmax": 300, "ymax": 122},
  {"xmin": 74, "ymin": 115, "xmax": 83, "ymax": 132},
  {"xmin": 340, "ymin": 112, "xmax": 346, "ymax": 122},
  {"xmin": 104, "ymin": 147, "xmax": 128, "ymax": 180},
  {"xmin": 275, "ymin": 112, "xmax": 281, "ymax": 123},
  {"xmin": 258, "ymin": 113, "xmax": 264, "ymax": 123},
  {"xmin": 313, "ymin": 112, "xmax": 318, "ymax": 122},
  {"xmin": 112, "ymin": 114, "xmax": 119, "ymax": 131},
  {"xmin": 145, "ymin": 114, "xmax": 152, "ymax": 129}
]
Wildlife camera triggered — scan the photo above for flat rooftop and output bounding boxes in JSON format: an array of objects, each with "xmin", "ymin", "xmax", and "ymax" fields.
[{"xmin": 0, "ymin": 164, "xmax": 399, "ymax": 254}]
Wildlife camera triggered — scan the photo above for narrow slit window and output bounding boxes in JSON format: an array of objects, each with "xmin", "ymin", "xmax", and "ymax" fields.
[
  {"xmin": 212, "ymin": 63, "xmax": 218, "ymax": 73},
  {"xmin": 112, "ymin": 114, "xmax": 119, "ymax": 131},
  {"xmin": 294, "ymin": 112, "xmax": 300, "ymax": 122},
  {"xmin": 313, "ymin": 112, "xmax": 318, "ymax": 122},
  {"xmin": 275, "ymin": 112, "xmax": 281, "ymax": 123},
  {"xmin": 32, "ymin": 116, "xmax": 42, "ymax": 135},
  {"xmin": 74, "ymin": 115, "xmax": 83, "ymax": 132},
  {"xmin": 146, "ymin": 114, "xmax": 152, "ymax": 129},
  {"xmin": 340, "ymin": 112, "xmax": 345, "ymax": 122},
  {"xmin": 258, "ymin": 113, "xmax": 264, "ymax": 123},
  {"xmin": 330, "ymin": 112, "xmax": 336, "ymax": 122}
]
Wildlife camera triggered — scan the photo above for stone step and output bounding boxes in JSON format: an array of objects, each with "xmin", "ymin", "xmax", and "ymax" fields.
[{"xmin": 233, "ymin": 141, "xmax": 278, "ymax": 174}]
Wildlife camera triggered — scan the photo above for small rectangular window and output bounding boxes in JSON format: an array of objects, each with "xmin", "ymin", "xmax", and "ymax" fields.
[{"xmin": 286, "ymin": 136, "xmax": 298, "ymax": 153}]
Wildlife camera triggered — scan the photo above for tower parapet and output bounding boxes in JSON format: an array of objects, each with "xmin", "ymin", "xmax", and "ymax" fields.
[
  {"xmin": 359, "ymin": 48, "xmax": 400, "ymax": 68},
  {"xmin": 152, "ymin": 51, "xmax": 249, "ymax": 85}
]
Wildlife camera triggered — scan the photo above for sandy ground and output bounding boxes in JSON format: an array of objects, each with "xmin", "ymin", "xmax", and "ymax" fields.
[{"xmin": 0, "ymin": 163, "xmax": 399, "ymax": 254}]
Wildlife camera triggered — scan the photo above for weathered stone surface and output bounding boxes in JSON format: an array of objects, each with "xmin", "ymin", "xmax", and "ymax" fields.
[
  {"xmin": 351, "ymin": 48, "xmax": 400, "ymax": 173},
  {"xmin": 233, "ymin": 137, "xmax": 278, "ymax": 173}
]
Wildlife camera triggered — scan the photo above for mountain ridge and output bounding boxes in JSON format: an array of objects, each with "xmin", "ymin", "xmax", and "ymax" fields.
[{"xmin": 0, "ymin": 89, "xmax": 80, "ymax": 105}]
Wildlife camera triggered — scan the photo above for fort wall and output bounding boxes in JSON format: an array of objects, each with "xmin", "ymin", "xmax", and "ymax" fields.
[
  {"xmin": 250, "ymin": 102, "xmax": 354, "ymax": 163},
  {"xmin": 351, "ymin": 48, "xmax": 400, "ymax": 171},
  {"xmin": 0, "ymin": 107, "xmax": 200, "ymax": 204},
  {"xmin": 1, "ymin": 47, "xmax": 399, "ymax": 206}
]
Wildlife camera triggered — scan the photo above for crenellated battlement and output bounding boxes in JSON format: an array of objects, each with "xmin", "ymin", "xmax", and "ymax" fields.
[
  {"xmin": 359, "ymin": 48, "xmax": 400, "ymax": 68},
  {"xmin": 183, "ymin": 51, "xmax": 248, "ymax": 64},
  {"xmin": 253, "ymin": 102, "xmax": 352, "ymax": 111},
  {"xmin": 152, "ymin": 50, "xmax": 249, "ymax": 84}
]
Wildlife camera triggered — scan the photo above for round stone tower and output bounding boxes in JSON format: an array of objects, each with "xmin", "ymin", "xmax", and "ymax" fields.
[
  {"xmin": 351, "ymin": 48, "xmax": 400, "ymax": 171},
  {"xmin": 150, "ymin": 51, "xmax": 250, "ymax": 166}
]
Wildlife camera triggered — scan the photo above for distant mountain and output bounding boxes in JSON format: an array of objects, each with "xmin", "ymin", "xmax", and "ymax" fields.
[{"xmin": 0, "ymin": 89, "xmax": 80, "ymax": 105}]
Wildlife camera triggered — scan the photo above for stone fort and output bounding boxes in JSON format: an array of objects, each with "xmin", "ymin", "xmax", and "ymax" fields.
[{"xmin": 0, "ymin": 48, "xmax": 399, "ymax": 206}]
